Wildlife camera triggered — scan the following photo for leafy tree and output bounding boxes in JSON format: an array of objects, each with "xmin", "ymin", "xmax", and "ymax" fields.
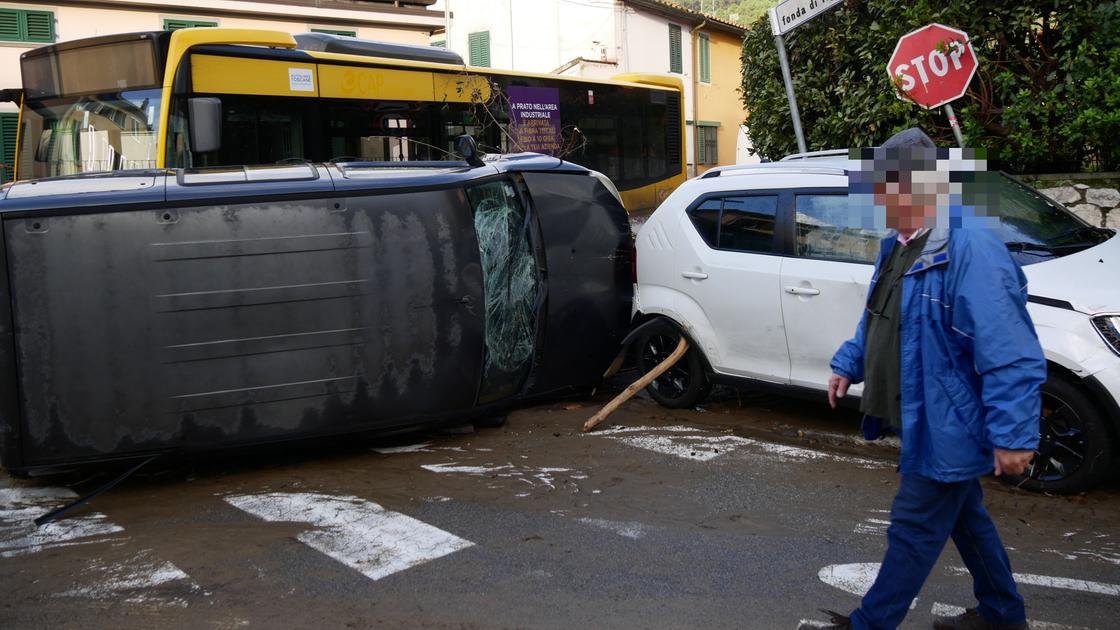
[{"xmin": 739, "ymin": 1, "xmax": 1120, "ymax": 173}]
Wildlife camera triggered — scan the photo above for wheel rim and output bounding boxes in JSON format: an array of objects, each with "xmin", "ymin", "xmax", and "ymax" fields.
[
  {"xmin": 1025, "ymin": 391, "xmax": 1086, "ymax": 483},
  {"xmin": 640, "ymin": 332, "xmax": 691, "ymax": 401}
]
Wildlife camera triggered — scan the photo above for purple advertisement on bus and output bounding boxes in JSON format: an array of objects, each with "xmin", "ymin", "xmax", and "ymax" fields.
[{"xmin": 507, "ymin": 86, "xmax": 562, "ymax": 156}]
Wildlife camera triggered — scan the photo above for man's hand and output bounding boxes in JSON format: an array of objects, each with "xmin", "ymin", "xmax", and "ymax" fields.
[
  {"xmin": 994, "ymin": 448, "xmax": 1035, "ymax": 477},
  {"xmin": 827, "ymin": 373, "xmax": 851, "ymax": 409}
]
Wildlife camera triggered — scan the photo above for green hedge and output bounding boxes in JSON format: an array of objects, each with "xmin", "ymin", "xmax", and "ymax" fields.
[{"xmin": 740, "ymin": 1, "xmax": 1120, "ymax": 173}]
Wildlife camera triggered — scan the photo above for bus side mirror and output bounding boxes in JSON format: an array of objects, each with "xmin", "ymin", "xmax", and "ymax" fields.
[{"xmin": 188, "ymin": 97, "xmax": 222, "ymax": 153}]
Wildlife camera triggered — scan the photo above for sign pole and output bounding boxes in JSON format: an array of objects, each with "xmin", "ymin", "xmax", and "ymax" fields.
[
  {"xmin": 943, "ymin": 103, "xmax": 964, "ymax": 147},
  {"xmin": 769, "ymin": 8, "xmax": 807, "ymax": 154}
]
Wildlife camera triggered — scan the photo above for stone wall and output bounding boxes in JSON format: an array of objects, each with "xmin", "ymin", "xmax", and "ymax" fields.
[{"xmin": 1033, "ymin": 183, "xmax": 1120, "ymax": 228}]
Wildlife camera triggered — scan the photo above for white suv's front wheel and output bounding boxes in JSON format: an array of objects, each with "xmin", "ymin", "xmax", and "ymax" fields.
[
  {"xmin": 1007, "ymin": 374, "xmax": 1115, "ymax": 494},
  {"xmin": 636, "ymin": 320, "xmax": 712, "ymax": 409}
]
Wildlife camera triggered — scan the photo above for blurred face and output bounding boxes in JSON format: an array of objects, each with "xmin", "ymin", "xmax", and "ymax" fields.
[{"xmin": 874, "ymin": 172, "xmax": 942, "ymax": 232}]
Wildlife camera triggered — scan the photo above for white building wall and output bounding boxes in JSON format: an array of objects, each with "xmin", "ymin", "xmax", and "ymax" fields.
[{"xmin": 445, "ymin": 0, "xmax": 615, "ymax": 73}]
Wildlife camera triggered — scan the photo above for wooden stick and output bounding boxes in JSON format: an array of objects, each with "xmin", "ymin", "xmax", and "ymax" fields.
[{"xmin": 582, "ymin": 336, "xmax": 689, "ymax": 433}]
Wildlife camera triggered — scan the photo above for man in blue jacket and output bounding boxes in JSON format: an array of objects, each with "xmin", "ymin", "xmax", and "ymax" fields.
[{"xmin": 807, "ymin": 129, "xmax": 1047, "ymax": 630}]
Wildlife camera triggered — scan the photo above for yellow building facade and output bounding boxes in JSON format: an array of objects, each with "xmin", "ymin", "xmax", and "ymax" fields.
[{"xmin": 693, "ymin": 25, "xmax": 746, "ymax": 176}]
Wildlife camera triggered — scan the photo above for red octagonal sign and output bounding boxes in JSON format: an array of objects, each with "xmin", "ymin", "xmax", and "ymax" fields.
[{"xmin": 887, "ymin": 23, "xmax": 978, "ymax": 109}]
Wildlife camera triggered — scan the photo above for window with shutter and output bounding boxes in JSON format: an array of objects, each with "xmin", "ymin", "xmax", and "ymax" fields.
[
  {"xmin": 311, "ymin": 28, "xmax": 357, "ymax": 37},
  {"xmin": 0, "ymin": 113, "xmax": 19, "ymax": 184},
  {"xmin": 468, "ymin": 31, "xmax": 490, "ymax": 67},
  {"xmin": 163, "ymin": 18, "xmax": 218, "ymax": 31},
  {"xmin": 431, "ymin": 40, "xmax": 446, "ymax": 48},
  {"xmin": 668, "ymin": 24, "xmax": 682, "ymax": 74},
  {"xmin": 699, "ymin": 33, "xmax": 711, "ymax": 83},
  {"xmin": 0, "ymin": 8, "xmax": 55, "ymax": 43}
]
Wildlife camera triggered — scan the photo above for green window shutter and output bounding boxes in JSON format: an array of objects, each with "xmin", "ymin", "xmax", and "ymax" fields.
[
  {"xmin": 669, "ymin": 24, "xmax": 682, "ymax": 74},
  {"xmin": 311, "ymin": 28, "xmax": 357, "ymax": 37},
  {"xmin": 163, "ymin": 19, "xmax": 217, "ymax": 31},
  {"xmin": 468, "ymin": 31, "xmax": 490, "ymax": 67},
  {"xmin": 695, "ymin": 126, "xmax": 705, "ymax": 165},
  {"xmin": 431, "ymin": 40, "xmax": 446, "ymax": 48},
  {"xmin": 0, "ymin": 10, "xmax": 20, "ymax": 42},
  {"xmin": 699, "ymin": 33, "xmax": 711, "ymax": 83},
  {"xmin": 0, "ymin": 113, "xmax": 19, "ymax": 184},
  {"xmin": 24, "ymin": 11, "xmax": 54, "ymax": 43},
  {"xmin": 0, "ymin": 9, "xmax": 55, "ymax": 43}
]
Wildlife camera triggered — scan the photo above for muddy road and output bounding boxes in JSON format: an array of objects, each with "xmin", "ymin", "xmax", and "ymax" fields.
[{"xmin": 2, "ymin": 389, "xmax": 1118, "ymax": 629}]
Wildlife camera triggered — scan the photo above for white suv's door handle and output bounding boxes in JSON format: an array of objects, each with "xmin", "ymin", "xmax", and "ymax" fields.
[
  {"xmin": 784, "ymin": 286, "xmax": 821, "ymax": 296},
  {"xmin": 682, "ymin": 271, "xmax": 709, "ymax": 280}
]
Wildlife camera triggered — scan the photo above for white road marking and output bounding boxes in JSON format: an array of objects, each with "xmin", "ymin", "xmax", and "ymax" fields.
[
  {"xmin": 947, "ymin": 566, "xmax": 1120, "ymax": 597},
  {"xmin": 577, "ymin": 518, "xmax": 647, "ymax": 539},
  {"xmin": 796, "ymin": 619, "xmax": 834, "ymax": 628},
  {"xmin": 0, "ymin": 487, "xmax": 126, "ymax": 557},
  {"xmin": 56, "ymin": 549, "xmax": 197, "ymax": 607},
  {"xmin": 930, "ymin": 603, "xmax": 1086, "ymax": 630},
  {"xmin": 225, "ymin": 492, "xmax": 473, "ymax": 582},
  {"xmin": 595, "ymin": 425, "xmax": 889, "ymax": 468},
  {"xmin": 372, "ymin": 442, "xmax": 433, "ymax": 454},
  {"xmin": 817, "ymin": 563, "xmax": 917, "ymax": 609},
  {"xmin": 420, "ymin": 462, "xmax": 579, "ymax": 494}
]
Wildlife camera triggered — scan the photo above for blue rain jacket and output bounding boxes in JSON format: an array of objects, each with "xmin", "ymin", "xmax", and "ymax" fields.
[{"xmin": 830, "ymin": 226, "xmax": 1047, "ymax": 482}]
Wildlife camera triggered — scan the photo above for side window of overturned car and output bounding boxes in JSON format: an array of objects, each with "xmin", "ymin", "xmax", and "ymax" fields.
[{"xmin": 466, "ymin": 180, "xmax": 541, "ymax": 404}]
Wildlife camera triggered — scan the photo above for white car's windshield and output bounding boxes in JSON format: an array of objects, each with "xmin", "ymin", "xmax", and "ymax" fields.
[{"xmin": 986, "ymin": 174, "xmax": 1114, "ymax": 265}]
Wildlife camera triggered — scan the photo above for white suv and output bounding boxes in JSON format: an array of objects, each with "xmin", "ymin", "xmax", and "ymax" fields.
[{"xmin": 633, "ymin": 152, "xmax": 1120, "ymax": 493}]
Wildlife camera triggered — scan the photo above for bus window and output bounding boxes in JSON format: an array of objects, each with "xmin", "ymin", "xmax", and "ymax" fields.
[
  {"xmin": 321, "ymin": 100, "xmax": 445, "ymax": 162},
  {"xmin": 219, "ymin": 97, "xmax": 307, "ymax": 166}
]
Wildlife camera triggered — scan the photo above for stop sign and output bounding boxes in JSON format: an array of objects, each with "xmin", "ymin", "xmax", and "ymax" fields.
[{"xmin": 887, "ymin": 23, "xmax": 978, "ymax": 109}]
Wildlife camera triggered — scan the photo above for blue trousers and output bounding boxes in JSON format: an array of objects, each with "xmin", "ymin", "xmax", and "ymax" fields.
[{"xmin": 849, "ymin": 475, "xmax": 1026, "ymax": 630}]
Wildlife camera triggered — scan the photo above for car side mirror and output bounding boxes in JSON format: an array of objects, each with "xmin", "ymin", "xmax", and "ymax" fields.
[
  {"xmin": 188, "ymin": 97, "xmax": 222, "ymax": 153},
  {"xmin": 457, "ymin": 134, "xmax": 485, "ymax": 168}
]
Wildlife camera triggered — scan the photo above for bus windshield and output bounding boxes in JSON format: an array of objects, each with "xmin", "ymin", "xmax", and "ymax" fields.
[
  {"xmin": 18, "ymin": 35, "xmax": 163, "ymax": 178},
  {"xmin": 21, "ymin": 89, "xmax": 162, "ymax": 178}
]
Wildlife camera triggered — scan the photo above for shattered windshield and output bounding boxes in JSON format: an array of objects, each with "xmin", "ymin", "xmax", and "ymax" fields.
[
  {"xmin": 468, "ymin": 180, "xmax": 541, "ymax": 404},
  {"xmin": 19, "ymin": 88, "xmax": 162, "ymax": 179}
]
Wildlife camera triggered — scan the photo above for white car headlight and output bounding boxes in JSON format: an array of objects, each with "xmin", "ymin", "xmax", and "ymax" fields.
[{"xmin": 1091, "ymin": 314, "xmax": 1120, "ymax": 356}]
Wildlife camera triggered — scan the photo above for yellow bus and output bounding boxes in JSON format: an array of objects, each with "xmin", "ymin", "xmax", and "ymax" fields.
[{"xmin": 11, "ymin": 28, "xmax": 685, "ymax": 211}]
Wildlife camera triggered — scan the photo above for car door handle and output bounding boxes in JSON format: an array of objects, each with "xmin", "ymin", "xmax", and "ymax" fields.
[
  {"xmin": 784, "ymin": 286, "xmax": 821, "ymax": 296},
  {"xmin": 681, "ymin": 271, "xmax": 709, "ymax": 280}
]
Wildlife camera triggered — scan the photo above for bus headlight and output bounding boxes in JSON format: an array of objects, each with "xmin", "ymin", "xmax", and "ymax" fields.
[
  {"xmin": 589, "ymin": 170, "xmax": 625, "ymax": 210},
  {"xmin": 1092, "ymin": 314, "xmax": 1120, "ymax": 356}
]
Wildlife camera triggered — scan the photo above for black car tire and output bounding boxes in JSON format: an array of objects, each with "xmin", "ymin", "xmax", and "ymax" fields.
[
  {"xmin": 635, "ymin": 320, "xmax": 712, "ymax": 409},
  {"xmin": 1005, "ymin": 374, "xmax": 1115, "ymax": 494}
]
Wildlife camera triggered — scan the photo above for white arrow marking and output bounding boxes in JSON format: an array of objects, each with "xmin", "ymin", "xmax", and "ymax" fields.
[
  {"xmin": 225, "ymin": 492, "xmax": 473, "ymax": 582},
  {"xmin": 818, "ymin": 563, "xmax": 917, "ymax": 609}
]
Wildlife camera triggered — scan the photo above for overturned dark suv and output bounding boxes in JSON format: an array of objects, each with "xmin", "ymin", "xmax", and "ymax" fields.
[{"xmin": 0, "ymin": 154, "xmax": 633, "ymax": 474}]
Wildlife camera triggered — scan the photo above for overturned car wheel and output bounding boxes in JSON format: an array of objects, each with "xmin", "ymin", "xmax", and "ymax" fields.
[
  {"xmin": 636, "ymin": 321, "xmax": 712, "ymax": 409},
  {"xmin": 1006, "ymin": 375, "xmax": 1114, "ymax": 494}
]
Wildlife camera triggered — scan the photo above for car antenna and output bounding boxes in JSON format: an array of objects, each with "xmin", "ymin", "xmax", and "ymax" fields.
[{"xmin": 456, "ymin": 134, "xmax": 486, "ymax": 168}]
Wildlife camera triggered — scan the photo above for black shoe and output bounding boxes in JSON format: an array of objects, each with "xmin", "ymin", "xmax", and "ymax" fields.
[
  {"xmin": 932, "ymin": 608, "xmax": 1029, "ymax": 630},
  {"xmin": 798, "ymin": 609, "xmax": 852, "ymax": 629}
]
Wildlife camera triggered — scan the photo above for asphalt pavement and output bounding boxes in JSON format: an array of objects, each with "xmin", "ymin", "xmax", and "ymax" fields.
[{"xmin": 2, "ymin": 389, "xmax": 1118, "ymax": 629}]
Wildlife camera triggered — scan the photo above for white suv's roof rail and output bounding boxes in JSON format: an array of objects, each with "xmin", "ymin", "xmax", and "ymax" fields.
[
  {"xmin": 698, "ymin": 162, "xmax": 846, "ymax": 179},
  {"xmin": 779, "ymin": 149, "xmax": 849, "ymax": 161}
]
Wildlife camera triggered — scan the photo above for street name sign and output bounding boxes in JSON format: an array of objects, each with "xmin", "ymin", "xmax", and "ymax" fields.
[
  {"xmin": 887, "ymin": 23, "xmax": 978, "ymax": 109},
  {"xmin": 769, "ymin": 0, "xmax": 844, "ymax": 36}
]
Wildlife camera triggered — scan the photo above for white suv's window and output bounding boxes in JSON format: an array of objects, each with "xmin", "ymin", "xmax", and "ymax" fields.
[
  {"xmin": 795, "ymin": 194, "xmax": 887, "ymax": 264},
  {"xmin": 687, "ymin": 194, "xmax": 778, "ymax": 253}
]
